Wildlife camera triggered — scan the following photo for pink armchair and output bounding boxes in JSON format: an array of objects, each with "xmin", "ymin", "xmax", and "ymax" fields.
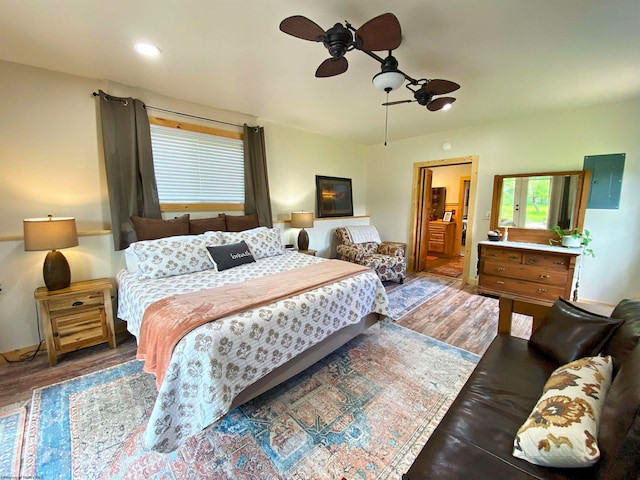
[{"xmin": 335, "ymin": 226, "xmax": 406, "ymax": 284}]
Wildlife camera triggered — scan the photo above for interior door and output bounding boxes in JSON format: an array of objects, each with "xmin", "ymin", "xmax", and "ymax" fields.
[{"xmin": 415, "ymin": 167, "xmax": 433, "ymax": 271}]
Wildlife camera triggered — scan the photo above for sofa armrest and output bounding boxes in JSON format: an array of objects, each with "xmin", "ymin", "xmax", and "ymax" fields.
[
  {"xmin": 498, "ymin": 296, "xmax": 551, "ymax": 336},
  {"xmin": 379, "ymin": 241, "xmax": 406, "ymax": 257}
]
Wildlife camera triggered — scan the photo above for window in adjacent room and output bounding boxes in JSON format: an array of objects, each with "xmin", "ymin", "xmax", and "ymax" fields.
[{"xmin": 149, "ymin": 117, "xmax": 245, "ymax": 211}]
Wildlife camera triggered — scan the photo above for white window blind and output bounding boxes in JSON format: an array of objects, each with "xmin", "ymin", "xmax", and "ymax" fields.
[{"xmin": 150, "ymin": 124, "xmax": 244, "ymax": 204}]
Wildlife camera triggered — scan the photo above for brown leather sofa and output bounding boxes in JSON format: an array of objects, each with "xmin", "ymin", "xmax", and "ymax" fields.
[{"xmin": 403, "ymin": 297, "xmax": 640, "ymax": 480}]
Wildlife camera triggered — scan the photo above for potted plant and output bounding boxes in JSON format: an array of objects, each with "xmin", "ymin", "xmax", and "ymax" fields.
[{"xmin": 549, "ymin": 226, "xmax": 595, "ymax": 257}]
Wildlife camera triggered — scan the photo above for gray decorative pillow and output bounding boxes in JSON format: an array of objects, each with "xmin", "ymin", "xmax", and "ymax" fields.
[{"xmin": 206, "ymin": 241, "xmax": 256, "ymax": 271}]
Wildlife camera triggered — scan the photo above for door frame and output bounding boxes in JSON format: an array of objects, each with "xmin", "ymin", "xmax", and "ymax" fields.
[{"xmin": 408, "ymin": 155, "xmax": 479, "ymax": 283}]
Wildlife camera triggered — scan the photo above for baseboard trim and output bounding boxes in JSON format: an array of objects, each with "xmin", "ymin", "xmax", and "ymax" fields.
[{"xmin": 0, "ymin": 321, "xmax": 129, "ymax": 364}]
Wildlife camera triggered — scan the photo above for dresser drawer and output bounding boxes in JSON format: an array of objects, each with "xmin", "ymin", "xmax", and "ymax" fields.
[
  {"xmin": 479, "ymin": 274, "xmax": 564, "ymax": 303},
  {"xmin": 51, "ymin": 308, "xmax": 107, "ymax": 350},
  {"xmin": 523, "ymin": 252, "xmax": 571, "ymax": 270},
  {"xmin": 482, "ymin": 261, "xmax": 568, "ymax": 286},
  {"xmin": 482, "ymin": 247, "xmax": 522, "ymax": 263},
  {"xmin": 47, "ymin": 290, "xmax": 105, "ymax": 313}
]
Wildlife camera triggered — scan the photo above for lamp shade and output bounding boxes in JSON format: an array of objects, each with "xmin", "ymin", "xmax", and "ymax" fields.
[
  {"xmin": 24, "ymin": 216, "xmax": 78, "ymax": 251},
  {"xmin": 290, "ymin": 212, "xmax": 314, "ymax": 229}
]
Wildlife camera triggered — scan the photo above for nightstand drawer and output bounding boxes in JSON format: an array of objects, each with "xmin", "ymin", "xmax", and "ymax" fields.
[
  {"xmin": 47, "ymin": 290, "xmax": 105, "ymax": 313},
  {"xmin": 52, "ymin": 308, "xmax": 107, "ymax": 350}
]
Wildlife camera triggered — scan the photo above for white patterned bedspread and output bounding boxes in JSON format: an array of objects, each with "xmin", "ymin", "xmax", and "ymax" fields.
[{"xmin": 117, "ymin": 251, "xmax": 389, "ymax": 453}]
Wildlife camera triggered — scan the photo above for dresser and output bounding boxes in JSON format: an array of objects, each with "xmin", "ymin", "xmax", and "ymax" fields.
[
  {"xmin": 428, "ymin": 221, "xmax": 456, "ymax": 257},
  {"xmin": 477, "ymin": 241, "xmax": 581, "ymax": 306}
]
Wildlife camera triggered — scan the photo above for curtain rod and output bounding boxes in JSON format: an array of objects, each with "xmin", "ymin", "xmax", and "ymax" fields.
[{"xmin": 92, "ymin": 92, "xmax": 244, "ymax": 128}]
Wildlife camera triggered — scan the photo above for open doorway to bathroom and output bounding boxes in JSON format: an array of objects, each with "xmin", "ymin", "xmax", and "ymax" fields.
[{"xmin": 408, "ymin": 156, "xmax": 478, "ymax": 282}]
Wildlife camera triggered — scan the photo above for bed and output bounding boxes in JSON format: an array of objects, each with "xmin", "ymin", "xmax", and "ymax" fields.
[{"xmin": 117, "ymin": 226, "xmax": 390, "ymax": 453}]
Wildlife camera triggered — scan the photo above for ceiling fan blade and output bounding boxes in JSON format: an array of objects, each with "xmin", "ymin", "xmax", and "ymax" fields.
[
  {"xmin": 427, "ymin": 97, "xmax": 456, "ymax": 111},
  {"xmin": 355, "ymin": 13, "xmax": 402, "ymax": 51},
  {"xmin": 279, "ymin": 15, "xmax": 325, "ymax": 41},
  {"xmin": 382, "ymin": 99, "xmax": 415, "ymax": 106},
  {"xmin": 315, "ymin": 57, "xmax": 348, "ymax": 77},
  {"xmin": 424, "ymin": 79, "xmax": 460, "ymax": 95}
]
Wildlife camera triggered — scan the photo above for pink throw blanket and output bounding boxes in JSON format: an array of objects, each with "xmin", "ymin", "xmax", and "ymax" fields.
[{"xmin": 137, "ymin": 260, "xmax": 370, "ymax": 388}]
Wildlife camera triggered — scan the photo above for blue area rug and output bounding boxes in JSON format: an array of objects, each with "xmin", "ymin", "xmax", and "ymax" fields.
[
  {"xmin": 0, "ymin": 403, "xmax": 26, "ymax": 478},
  {"xmin": 23, "ymin": 323, "xmax": 478, "ymax": 480},
  {"xmin": 387, "ymin": 275, "xmax": 456, "ymax": 320}
]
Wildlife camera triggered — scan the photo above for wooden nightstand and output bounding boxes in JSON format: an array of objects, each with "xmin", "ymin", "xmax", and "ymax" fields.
[
  {"xmin": 298, "ymin": 249, "xmax": 317, "ymax": 256},
  {"xmin": 34, "ymin": 278, "xmax": 116, "ymax": 366}
]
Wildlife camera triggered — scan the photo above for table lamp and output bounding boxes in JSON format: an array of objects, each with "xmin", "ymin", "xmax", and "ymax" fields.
[
  {"xmin": 290, "ymin": 212, "xmax": 314, "ymax": 251},
  {"xmin": 24, "ymin": 215, "xmax": 79, "ymax": 291}
]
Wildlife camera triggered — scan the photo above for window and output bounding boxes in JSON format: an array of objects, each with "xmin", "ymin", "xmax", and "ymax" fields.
[{"xmin": 149, "ymin": 118, "xmax": 244, "ymax": 209}]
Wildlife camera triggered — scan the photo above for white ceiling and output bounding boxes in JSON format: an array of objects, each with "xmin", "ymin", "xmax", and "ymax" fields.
[{"xmin": 1, "ymin": 0, "xmax": 639, "ymax": 145}]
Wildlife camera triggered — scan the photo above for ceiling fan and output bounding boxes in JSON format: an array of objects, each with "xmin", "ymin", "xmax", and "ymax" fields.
[
  {"xmin": 383, "ymin": 78, "xmax": 460, "ymax": 111},
  {"xmin": 279, "ymin": 13, "xmax": 459, "ymax": 110},
  {"xmin": 279, "ymin": 13, "xmax": 402, "ymax": 78},
  {"xmin": 280, "ymin": 12, "xmax": 460, "ymax": 144}
]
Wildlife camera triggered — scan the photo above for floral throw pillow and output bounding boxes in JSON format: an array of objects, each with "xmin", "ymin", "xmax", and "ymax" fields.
[
  {"xmin": 131, "ymin": 233, "xmax": 225, "ymax": 279},
  {"xmin": 216, "ymin": 227, "xmax": 284, "ymax": 259},
  {"xmin": 513, "ymin": 355, "xmax": 613, "ymax": 468}
]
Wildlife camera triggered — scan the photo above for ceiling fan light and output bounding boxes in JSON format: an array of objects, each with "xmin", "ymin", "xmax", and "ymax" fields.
[
  {"xmin": 442, "ymin": 103, "xmax": 452, "ymax": 111},
  {"xmin": 372, "ymin": 70, "xmax": 405, "ymax": 92}
]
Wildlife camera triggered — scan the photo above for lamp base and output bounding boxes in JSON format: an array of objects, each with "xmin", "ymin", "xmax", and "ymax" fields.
[
  {"xmin": 44, "ymin": 250, "xmax": 71, "ymax": 291},
  {"xmin": 297, "ymin": 228, "xmax": 309, "ymax": 251}
]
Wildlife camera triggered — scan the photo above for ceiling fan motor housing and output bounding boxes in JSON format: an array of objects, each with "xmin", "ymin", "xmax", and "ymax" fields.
[{"xmin": 324, "ymin": 23, "xmax": 353, "ymax": 58}]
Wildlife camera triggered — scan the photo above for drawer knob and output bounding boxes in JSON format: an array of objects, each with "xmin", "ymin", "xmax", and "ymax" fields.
[
  {"xmin": 496, "ymin": 281, "xmax": 505, "ymax": 285},
  {"xmin": 554, "ymin": 261, "xmax": 565, "ymax": 265},
  {"xmin": 488, "ymin": 253, "xmax": 497, "ymax": 257},
  {"xmin": 72, "ymin": 301, "xmax": 84, "ymax": 307},
  {"xmin": 538, "ymin": 288, "xmax": 548, "ymax": 293},
  {"xmin": 509, "ymin": 255, "xmax": 519, "ymax": 260},
  {"xmin": 539, "ymin": 274, "xmax": 550, "ymax": 279},
  {"xmin": 528, "ymin": 257, "xmax": 539, "ymax": 263},
  {"xmin": 497, "ymin": 267, "xmax": 506, "ymax": 272}
]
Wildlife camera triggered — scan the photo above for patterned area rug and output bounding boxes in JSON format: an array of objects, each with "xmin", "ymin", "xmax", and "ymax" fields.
[
  {"xmin": 23, "ymin": 323, "xmax": 478, "ymax": 480},
  {"xmin": 387, "ymin": 275, "xmax": 456, "ymax": 320},
  {"xmin": 426, "ymin": 257, "xmax": 464, "ymax": 279},
  {"xmin": 0, "ymin": 402, "xmax": 27, "ymax": 478}
]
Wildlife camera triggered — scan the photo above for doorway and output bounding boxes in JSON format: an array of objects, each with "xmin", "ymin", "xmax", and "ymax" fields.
[{"xmin": 408, "ymin": 156, "xmax": 478, "ymax": 282}]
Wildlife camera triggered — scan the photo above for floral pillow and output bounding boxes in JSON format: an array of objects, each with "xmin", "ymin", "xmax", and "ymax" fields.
[
  {"xmin": 128, "ymin": 232, "xmax": 225, "ymax": 279},
  {"xmin": 214, "ymin": 226, "xmax": 284, "ymax": 259},
  {"xmin": 513, "ymin": 355, "xmax": 613, "ymax": 468}
]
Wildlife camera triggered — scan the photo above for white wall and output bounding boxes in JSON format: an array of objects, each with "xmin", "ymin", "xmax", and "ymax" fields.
[{"xmin": 367, "ymin": 99, "xmax": 640, "ymax": 305}]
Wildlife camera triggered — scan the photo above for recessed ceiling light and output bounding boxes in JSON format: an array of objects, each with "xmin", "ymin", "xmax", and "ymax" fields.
[{"xmin": 134, "ymin": 43, "xmax": 160, "ymax": 57}]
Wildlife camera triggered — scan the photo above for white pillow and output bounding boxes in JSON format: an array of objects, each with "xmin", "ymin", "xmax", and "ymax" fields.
[
  {"xmin": 215, "ymin": 227, "xmax": 284, "ymax": 259},
  {"xmin": 128, "ymin": 232, "xmax": 225, "ymax": 279},
  {"xmin": 513, "ymin": 355, "xmax": 613, "ymax": 468}
]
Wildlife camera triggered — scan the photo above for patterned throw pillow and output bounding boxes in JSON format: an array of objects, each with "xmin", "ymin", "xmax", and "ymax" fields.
[
  {"xmin": 513, "ymin": 356, "xmax": 613, "ymax": 468},
  {"xmin": 215, "ymin": 227, "xmax": 284, "ymax": 259},
  {"xmin": 130, "ymin": 233, "xmax": 225, "ymax": 279}
]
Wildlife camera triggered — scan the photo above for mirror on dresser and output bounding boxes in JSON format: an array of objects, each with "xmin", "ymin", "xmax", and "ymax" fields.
[
  {"xmin": 479, "ymin": 169, "xmax": 592, "ymax": 305},
  {"xmin": 489, "ymin": 170, "xmax": 591, "ymax": 244}
]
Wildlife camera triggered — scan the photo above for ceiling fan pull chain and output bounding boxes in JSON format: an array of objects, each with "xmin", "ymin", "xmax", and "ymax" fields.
[{"xmin": 384, "ymin": 91, "xmax": 389, "ymax": 146}]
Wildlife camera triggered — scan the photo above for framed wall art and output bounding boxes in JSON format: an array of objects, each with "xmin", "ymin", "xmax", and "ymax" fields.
[{"xmin": 315, "ymin": 175, "xmax": 353, "ymax": 218}]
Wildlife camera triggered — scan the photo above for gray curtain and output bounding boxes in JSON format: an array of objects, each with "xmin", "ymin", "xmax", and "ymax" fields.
[
  {"xmin": 243, "ymin": 124, "xmax": 273, "ymax": 227},
  {"xmin": 98, "ymin": 90, "xmax": 161, "ymax": 250}
]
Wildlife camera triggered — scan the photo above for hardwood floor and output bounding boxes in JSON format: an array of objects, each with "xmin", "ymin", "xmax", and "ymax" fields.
[{"xmin": 0, "ymin": 273, "xmax": 532, "ymax": 409}]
